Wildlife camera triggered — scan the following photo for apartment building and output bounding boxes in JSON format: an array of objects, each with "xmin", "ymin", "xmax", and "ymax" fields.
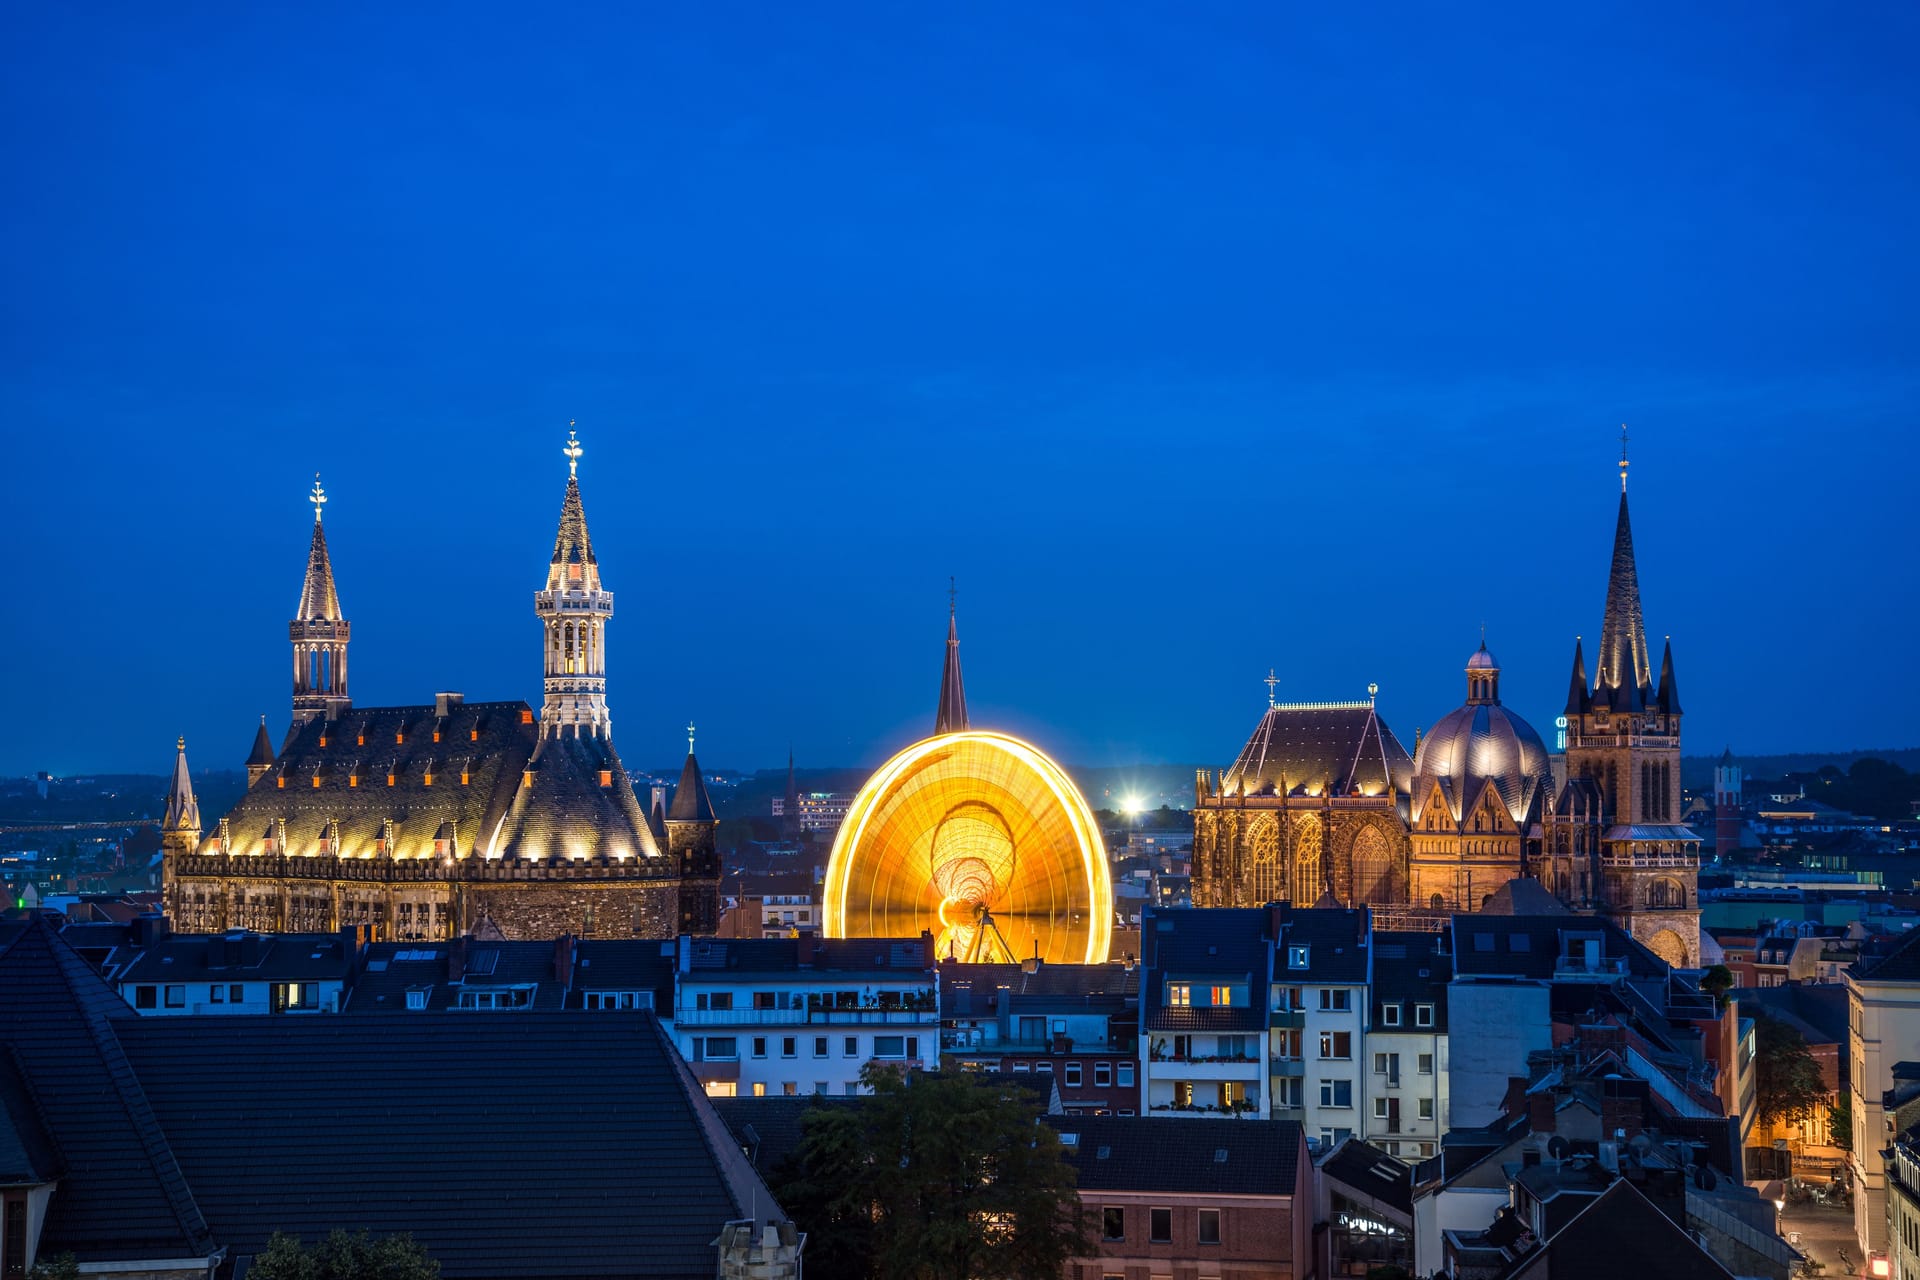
[
  {"xmin": 1847, "ymin": 926, "xmax": 1920, "ymax": 1257},
  {"xmin": 673, "ymin": 934, "xmax": 940, "ymax": 1099},
  {"xmin": 939, "ymin": 958, "xmax": 1140, "ymax": 1114},
  {"xmin": 1140, "ymin": 907, "xmax": 1273, "ymax": 1118},
  {"xmin": 1363, "ymin": 930, "xmax": 1451, "ymax": 1159}
]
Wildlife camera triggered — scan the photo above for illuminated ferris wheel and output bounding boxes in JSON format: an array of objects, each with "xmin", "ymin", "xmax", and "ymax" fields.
[{"xmin": 822, "ymin": 731, "xmax": 1113, "ymax": 965}]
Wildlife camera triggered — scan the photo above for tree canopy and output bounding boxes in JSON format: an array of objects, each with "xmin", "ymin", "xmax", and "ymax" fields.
[
  {"xmin": 1752, "ymin": 1010, "xmax": 1830, "ymax": 1127},
  {"xmin": 247, "ymin": 1230, "xmax": 440, "ymax": 1280},
  {"xmin": 769, "ymin": 1064, "xmax": 1090, "ymax": 1280}
]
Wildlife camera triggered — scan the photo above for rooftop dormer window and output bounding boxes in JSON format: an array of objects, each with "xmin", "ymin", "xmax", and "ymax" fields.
[
  {"xmin": 1167, "ymin": 982, "xmax": 1191, "ymax": 1008},
  {"xmin": 1288, "ymin": 944, "xmax": 1310, "ymax": 969}
]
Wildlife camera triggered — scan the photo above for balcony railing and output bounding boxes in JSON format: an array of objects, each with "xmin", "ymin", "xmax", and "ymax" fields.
[{"xmin": 678, "ymin": 1007, "xmax": 937, "ymax": 1027}]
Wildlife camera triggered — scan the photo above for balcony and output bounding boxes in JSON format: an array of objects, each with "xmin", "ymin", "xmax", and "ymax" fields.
[
  {"xmin": 809, "ymin": 1008, "xmax": 936, "ymax": 1025},
  {"xmin": 676, "ymin": 1008, "xmax": 805, "ymax": 1027}
]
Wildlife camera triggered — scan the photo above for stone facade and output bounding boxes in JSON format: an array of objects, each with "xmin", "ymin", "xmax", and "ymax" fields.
[{"xmin": 162, "ymin": 437, "xmax": 720, "ymax": 944}]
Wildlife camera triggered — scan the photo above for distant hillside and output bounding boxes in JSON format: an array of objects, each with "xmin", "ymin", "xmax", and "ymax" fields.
[{"xmin": 1679, "ymin": 748, "xmax": 1920, "ymax": 791}]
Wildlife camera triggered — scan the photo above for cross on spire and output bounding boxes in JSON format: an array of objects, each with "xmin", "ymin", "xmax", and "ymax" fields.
[
  {"xmin": 564, "ymin": 422, "xmax": 582, "ymax": 477},
  {"xmin": 309, "ymin": 474, "xmax": 326, "ymax": 522},
  {"xmin": 1265, "ymin": 668, "xmax": 1279, "ymax": 708},
  {"xmin": 1619, "ymin": 423, "xmax": 1629, "ymax": 492}
]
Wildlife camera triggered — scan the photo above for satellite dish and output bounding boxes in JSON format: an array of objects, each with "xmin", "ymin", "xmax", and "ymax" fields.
[{"xmin": 1547, "ymin": 1136, "xmax": 1570, "ymax": 1160}]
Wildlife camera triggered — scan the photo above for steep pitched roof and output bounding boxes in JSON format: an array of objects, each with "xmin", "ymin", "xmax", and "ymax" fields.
[
  {"xmin": 296, "ymin": 511, "xmax": 343, "ymax": 622},
  {"xmin": 669, "ymin": 751, "xmax": 716, "ymax": 822},
  {"xmin": 1853, "ymin": 924, "xmax": 1920, "ymax": 982},
  {"xmin": 1320, "ymin": 1138, "xmax": 1413, "ymax": 1213},
  {"xmin": 1656, "ymin": 638, "xmax": 1682, "ymax": 715},
  {"xmin": 1508, "ymin": 1178, "xmax": 1735, "ymax": 1280},
  {"xmin": 1049, "ymin": 1115, "xmax": 1303, "ymax": 1196},
  {"xmin": 0, "ymin": 918, "xmax": 215, "ymax": 1263},
  {"xmin": 1563, "ymin": 638, "xmax": 1590, "ymax": 716},
  {"xmin": 1221, "ymin": 703, "xmax": 1413, "ymax": 799},
  {"xmin": 114, "ymin": 1013, "xmax": 768, "ymax": 1278},
  {"xmin": 935, "ymin": 605, "xmax": 968, "ymax": 736},
  {"xmin": 246, "ymin": 717, "xmax": 276, "ymax": 768}
]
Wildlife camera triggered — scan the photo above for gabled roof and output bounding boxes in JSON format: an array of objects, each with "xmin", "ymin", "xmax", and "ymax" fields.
[
  {"xmin": 682, "ymin": 935, "xmax": 934, "ymax": 977},
  {"xmin": 1276, "ymin": 905, "xmax": 1370, "ymax": 983},
  {"xmin": 1853, "ymin": 924, "xmax": 1920, "ymax": 982},
  {"xmin": 113, "ymin": 930, "xmax": 357, "ymax": 986},
  {"xmin": 0, "ymin": 918, "xmax": 215, "ymax": 1263},
  {"xmin": 0, "ymin": 1048, "xmax": 63, "ymax": 1186},
  {"xmin": 344, "ymin": 938, "xmax": 571, "ymax": 1012},
  {"xmin": 1141, "ymin": 908, "xmax": 1272, "ymax": 1032},
  {"xmin": 1479, "ymin": 878, "xmax": 1570, "ymax": 917},
  {"xmin": 1370, "ymin": 931, "xmax": 1451, "ymax": 1031},
  {"xmin": 1049, "ymin": 1115, "xmax": 1302, "ymax": 1197},
  {"xmin": 1320, "ymin": 1137, "xmax": 1413, "ymax": 1213},
  {"xmin": 1507, "ymin": 1178, "xmax": 1735, "ymax": 1280}
]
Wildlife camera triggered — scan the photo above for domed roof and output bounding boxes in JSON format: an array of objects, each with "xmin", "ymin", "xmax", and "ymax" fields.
[
  {"xmin": 1466, "ymin": 642, "xmax": 1498, "ymax": 671},
  {"xmin": 1412, "ymin": 700, "xmax": 1551, "ymax": 825}
]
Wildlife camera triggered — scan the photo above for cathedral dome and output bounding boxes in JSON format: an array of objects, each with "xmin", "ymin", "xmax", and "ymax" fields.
[{"xmin": 1412, "ymin": 643, "xmax": 1552, "ymax": 825}]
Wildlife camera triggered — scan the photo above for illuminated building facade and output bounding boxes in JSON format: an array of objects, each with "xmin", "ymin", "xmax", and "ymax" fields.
[
  {"xmin": 1192, "ymin": 445, "xmax": 1700, "ymax": 966},
  {"xmin": 164, "ymin": 434, "xmax": 720, "ymax": 941},
  {"xmin": 823, "ymin": 599, "xmax": 1114, "ymax": 964}
]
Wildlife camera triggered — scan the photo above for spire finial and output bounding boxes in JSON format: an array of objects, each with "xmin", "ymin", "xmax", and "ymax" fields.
[
  {"xmin": 1367, "ymin": 681, "xmax": 1378, "ymax": 703},
  {"xmin": 564, "ymin": 422, "xmax": 582, "ymax": 478},
  {"xmin": 177, "ymin": 735, "xmax": 185, "ymax": 752},
  {"xmin": 949, "ymin": 575, "xmax": 956, "ymax": 617},
  {"xmin": 686, "ymin": 720, "xmax": 696, "ymax": 754},
  {"xmin": 1619, "ymin": 423, "xmax": 1629, "ymax": 493},
  {"xmin": 1264, "ymin": 668, "xmax": 1279, "ymax": 708},
  {"xmin": 309, "ymin": 473, "xmax": 326, "ymax": 522}
]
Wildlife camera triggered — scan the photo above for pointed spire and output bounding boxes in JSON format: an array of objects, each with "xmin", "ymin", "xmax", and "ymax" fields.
[
  {"xmin": 648, "ymin": 790, "xmax": 669, "ymax": 843},
  {"xmin": 935, "ymin": 579, "xmax": 969, "ymax": 736},
  {"xmin": 247, "ymin": 716, "xmax": 275, "ymax": 768},
  {"xmin": 546, "ymin": 472, "xmax": 600, "ymax": 593},
  {"xmin": 1563, "ymin": 638, "xmax": 1590, "ymax": 716},
  {"xmin": 1596, "ymin": 488, "xmax": 1652, "ymax": 706},
  {"xmin": 1656, "ymin": 636, "xmax": 1682, "ymax": 715},
  {"xmin": 297, "ymin": 477, "xmax": 343, "ymax": 622},
  {"xmin": 163, "ymin": 737, "xmax": 199, "ymax": 833},
  {"xmin": 669, "ymin": 749, "xmax": 716, "ymax": 822}
]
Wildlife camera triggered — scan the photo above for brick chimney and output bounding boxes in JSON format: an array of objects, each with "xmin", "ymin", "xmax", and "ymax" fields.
[
  {"xmin": 1528, "ymin": 1091, "xmax": 1558, "ymax": 1134},
  {"xmin": 554, "ymin": 934, "xmax": 576, "ymax": 989},
  {"xmin": 448, "ymin": 936, "xmax": 467, "ymax": 983}
]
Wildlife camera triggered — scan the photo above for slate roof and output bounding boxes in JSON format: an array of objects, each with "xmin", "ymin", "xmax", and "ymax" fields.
[
  {"xmin": 575, "ymin": 938, "xmax": 677, "ymax": 1003},
  {"xmin": 344, "ymin": 938, "xmax": 570, "ymax": 1012},
  {"xmin": 4, "ymin": 914, "xmax": 781, "ymax": 1279},
  {"xmin": 1221, "ymin": 703, "xmax": 1413, "ymax": 799},
  {"xmin": 712, "ymin": 1095, "xmax": 860, "ymax": 1175},
  {"xmin": 1853, "ymin": 923, "xmax": 1920, "ymax": 982},
  {"xmin": 1277, "ymin": 906, "xmax": 1370, "ymax": 983},
  {"xmin": 111, "ymin": 930, "xmax": 358, "ymax": 986},
  {"xmin": 683, "ymin": 935, "xmax": 934, "ymax": 977},
  {"xmin": 669, "ymin": 751, "xmax": 716, "ymax": 822},
  {"xmin": 1478, "ymin": 877, "xmax": 1570, "ymax": 917},
  {"xmin": 0, "ymin": 1049, "xmax": 63, "ymax": 1186},
  {"xmin": 1508, "ymin": 1178, "xmax": 1734, "ymax": 1280},
  {"xmin": 1140, "ymin": 908, "xmax": 1271, "ymax": 1032},
  {"xmin": 1320, "ymin": 1138, "xmax": 1412, "ymax": 1213},
  {"xmin": 0, "ymin": 919, "xmax": 215, "ymax": 1263},
  {"xmin": 938, "ymin": 960, "xmax": 1138, "ymax": 1014},
  {"xmin": 297, "ymin": 513, "xmax": 343, "ymax": 621},
  {"xmin": 1048, "ymin": 1115, "xmax": 1302, "ymax": 1197},
  {"xmin": 1450, "ymin": 914, "xmax": 1668, "ymax": 980},
  {"xmin": 207, "ymin": 700, "xmax": 664, "ymax": 862},
  {"xmin": 1370, "ymin": 931, "xmax": 1451, "ymax": 1032},
  {"xmin": 116, "ymin": 1013, "xmax": 762, "ymax": 1278}
]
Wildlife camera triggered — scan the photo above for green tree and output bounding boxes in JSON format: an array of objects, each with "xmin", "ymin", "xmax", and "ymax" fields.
[
  {"xmin": 27, "ymin": 1254, "xmax": 79, "ymax": 1280},
  {"xmin": 247, "ymin": 1230, "xmax": 440, "ymax": 1280},
  {"xmin": 1829, "ymin": 1088, "xmax": 1853, "ymax": 1152},
  {"xmin": 774, "ymin": 1064, "xmax": 1091, "ymax": 1280},
  {"xmin": 1752, "ymin": 1011, "xmax": 1829, "ymax": 1128},
  {"xmin": 1700, "ymin": 964, "xmax": 1735, "ymax": 1007}
]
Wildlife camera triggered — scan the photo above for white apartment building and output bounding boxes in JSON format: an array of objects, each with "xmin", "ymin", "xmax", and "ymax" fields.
[
  {"xmin": 1848, "ymin": 927, "xmax": 1920, "ymax": 1257},
  {"xmin": 673, "ymin": 935, "xmax": 940, "ymax": 1099},
  {"xmin": 1362, "ymin": 932, "xmax": 1451, "ymax": 1159},
  {"xmin": 1140, "ymin": 907, "xmax": 1272, "ymax": 1118},
  {"xmin": 1274, "ymin": 909, "xmax": 1373, "ymax": 1150}
]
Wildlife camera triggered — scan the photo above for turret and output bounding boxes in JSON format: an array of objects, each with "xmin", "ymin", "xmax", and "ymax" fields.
[
  {"xmin": 245, "ymin": 716, "xmax": 276, "ymax": 787},
  {"xmin": 291, "ymin": 476, "xmax": 350, "ymax": 724},
  {"xmin": 667, "ymin": 724, "xmax": 719, "ymax": 932},
  {"xmin": 535, "ymin": 428, "xmax": 614, "ymax": 739},
  {"xmin": 162, "ymin": 736, "xmax": 201, "ymax": 854},
  {"xmin": 1465, "ymin": 638, "xmax": 1501, "ymax": 705}
]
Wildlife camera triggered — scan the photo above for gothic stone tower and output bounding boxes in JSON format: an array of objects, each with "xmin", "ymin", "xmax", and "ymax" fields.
[
  {"xmin": 1713, "ymin": 748, "xmax": 1744, "ymax": 859},
  {"xmin": 292, "ymin": 476, "xmax": 350, "ymax": 724},
  {"xmin": 667, "ymin": 732, "xmax": 720, "ymax": 933},
  {"xmin": 1556, "ymin": 442, "xmax": 1700, "ymax": 967},
  {"xmin": 536, "ymin": 429, "xmax": 614, "ymax": 739},
  {"xmin": 159, "ymin": 736, "xmax": 201, "ymax": 918}
]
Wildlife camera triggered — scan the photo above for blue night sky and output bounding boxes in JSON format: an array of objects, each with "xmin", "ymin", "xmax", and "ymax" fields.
[{"xmin": 3, "ymin": 4, "xmax": 1917, "ymax": 779}]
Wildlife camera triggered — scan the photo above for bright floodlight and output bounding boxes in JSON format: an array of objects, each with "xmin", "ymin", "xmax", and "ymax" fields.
[{"xmin": 823, "ymin": 731, "xmax": 1113, "ymax": 964}]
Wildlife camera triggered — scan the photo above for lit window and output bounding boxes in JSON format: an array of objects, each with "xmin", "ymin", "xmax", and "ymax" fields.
[
  {"xmin": 1168, "ymin": 982, "xmax": 1191, "ymax": 1007},
  {"xmin": 1288, "ymin": 945, "xmax": 1310, "ymax": 969},
  {"xmin": 1210, "ymin": 984, "xmax": 1235, "ymax": 1007}
]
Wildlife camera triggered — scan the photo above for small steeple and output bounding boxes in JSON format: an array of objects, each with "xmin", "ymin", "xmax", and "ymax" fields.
[
  {"xmin": 536, "ymin": 426, "xmax": 614, "ymax": 739},
  {"xmin": 1563, "ymin": 638, "xmax": 1590, "ymax": 716},
  {"xmin": 1464, "ymin": 638, "xmax": 1500, "ymax": 705},
  {"xmin": 163, "ymin": 737, "xmax": 199, "ymax": 834},
  {"xmin": 246, "ymin": 716, "xmax": 276, "ymax": 787},
  {"xmin": 668, "ymin": 747, "xmax": 716, "ymax": 823},
  {"xmin": 935, "ymin": 579, "xmax": 969, "ymax": 736},
  {"xmin": 297, "ymin": 475, "xmax": 343, "ymax": 623},
  {"xmin": 1656, "ymin": 637, "xmax": 1682, "ymax": 715}
]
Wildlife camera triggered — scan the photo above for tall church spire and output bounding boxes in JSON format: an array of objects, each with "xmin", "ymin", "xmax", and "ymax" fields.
[
  {"xmin": 291, "ymin": 475, "xmax": 350, "ymax": 723},
  {"xmin": 1595, "ymin": 487, "xmax": 1652, "ymax": 709},
  {"xmin": 536, "ymin": 427, "xmax": 614, "ymax": 739},
  {"xmin": 935, "ymin": 580, "xmax": 969, "ymax": 736}
]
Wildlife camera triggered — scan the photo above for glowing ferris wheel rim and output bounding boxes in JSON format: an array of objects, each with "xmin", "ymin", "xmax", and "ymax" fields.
[{"xmin": 822, "ymin": 730, "xmax": 1114, "ymax": 965}]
